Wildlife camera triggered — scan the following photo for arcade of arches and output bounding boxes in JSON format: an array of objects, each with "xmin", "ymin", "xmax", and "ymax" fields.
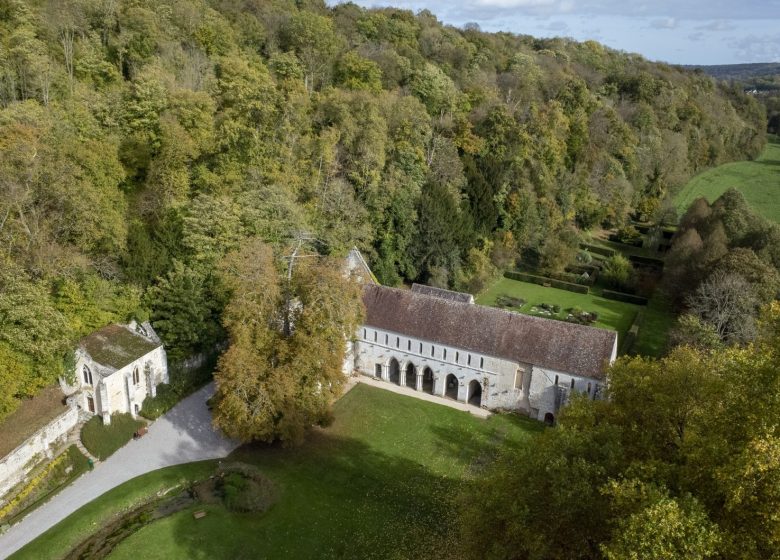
[{"xmin": 379, "ymin": 358, "xmax": 483, "ymax": 407}]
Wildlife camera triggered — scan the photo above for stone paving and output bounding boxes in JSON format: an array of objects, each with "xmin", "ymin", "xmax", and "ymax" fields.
[{"xmin": 0, "ymin": 383, "xmax": 239, "ymax": 559}]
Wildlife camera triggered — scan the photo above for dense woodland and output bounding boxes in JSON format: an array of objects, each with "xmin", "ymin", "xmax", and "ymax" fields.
[{"xmin": 0, "ymin": 0, "xmax": 766, "ymax": 420}]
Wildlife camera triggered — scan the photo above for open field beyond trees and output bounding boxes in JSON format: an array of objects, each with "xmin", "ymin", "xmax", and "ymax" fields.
[
  {"xmin": 12, "ymin": 384, "xmax": 541, "ymax": 560},
  {"xmin": 477, "ymin": 277, "xmax": 640, "ymax": 347},
  {"xmin": 674, "ymin": 135, "xmax": 780, "ymax": 222}
]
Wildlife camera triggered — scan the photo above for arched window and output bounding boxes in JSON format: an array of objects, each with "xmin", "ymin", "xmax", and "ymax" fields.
[
  {"xmin": 480, "ymin": 357, "xmax": 484, "ymax": 369},
  {"xmin": 467, "ymin": 354, "xmax": 471, "ymax": 366},
  {"xmin": 373, "ymin": 331, "xmax": 377, "ymax": 342},
  {"xmin": 132, "ymin": 367, "xmax": 140, "ymax": 386},
  {"xmin": 554, "ymin": 375, "xmax": 559, "ymax": 386},
  {"xmin": 587, "ymin": 382, "xmax": 592, "ymax": 394},
  {"xmin": 431, "ymin": 345, "xmax": 435, "ymax": 357},
  {"xmin": 419, "ymin": 342, "xmax": 423, "ymax": 353},
  {"xmin": 385, "ymin": 334, "xmax": 388, "ymax": 345},
  {"xmin": 443, "ymin": 349, "xmax": 447, "ymax": 360},
  {"xmin": 407, "ymin": 340, "xmax": 411, "ymax": 351},
  {"xmin": 455, "ymin": 351, "xmax": 459, "ymax": 363},
  {"xmin": 363, "ymin": 328, "xmax": 366, "ymax": 339},
  {"xmin": 570, "ymin": 378, "xmax": 575, "ymax": 389},
  {"xmin": 396, "ymin": 336, "xmax": 400, "ymax": 348},
  {"xmin": 82, "ymin": 365, "xmax": 93, "ymax": 385}
]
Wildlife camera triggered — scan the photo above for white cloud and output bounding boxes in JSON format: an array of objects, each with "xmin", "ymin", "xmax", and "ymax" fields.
[
  {"xmin": 649, "ymin": 17, "xmax": 677, "ymax": 29},
  {"xmin": 729, "ymin": 34, "xmax": 780, "ymax": 62},
  {"xmin": 696, "ymin": 20, "xmax": 736, "ymax": 32}
]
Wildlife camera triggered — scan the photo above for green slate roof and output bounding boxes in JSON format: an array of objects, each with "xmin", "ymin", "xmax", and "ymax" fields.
[{"xmin": 79, "ymin": 324, "xmax": 159, "ymax": 371}]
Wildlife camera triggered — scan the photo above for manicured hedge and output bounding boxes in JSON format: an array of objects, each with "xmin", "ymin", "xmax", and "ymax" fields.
[
  {"xmin": 628, "ymin": 254, "xmax": 665, "ymax": 268},
  {"xmin": 602, "ymin": 289, "xmax": 648, "ymax": 305},
  {"xmin": 504, "ymin": 271, "xmax": 589, "ymax": 294},
  {"xmin": 580, "ymin": 243, "xmax": 615, "ymax": 257}
]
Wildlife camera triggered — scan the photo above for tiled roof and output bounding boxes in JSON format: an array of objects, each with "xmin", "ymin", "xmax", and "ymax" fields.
[
  {"xmin": 79, "ymin": 324, "xmax": 160, "ymax": 372},
  {"xmin": 411, "ymin": 283, "xmax": 474, "ymax": 304},
  {"xmin": 362, "ymin": 285, "xmax": 616, "ymax": 379}
]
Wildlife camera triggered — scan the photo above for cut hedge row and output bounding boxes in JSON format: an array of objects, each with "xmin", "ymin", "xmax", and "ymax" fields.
[
  {"xmin": 580, "ymin": 243, "xmax": 615, "ymax": 257},
  {"xmin": 628, "ymin": 254, "xmax": 665, "ymax": 268},
  {"xmin": 602, "ymin": 289, "xmax": 648, "ymax": 305},
  {"xmin": 504, "ymin": 271, "xmax": 589, "ymax": 294}
]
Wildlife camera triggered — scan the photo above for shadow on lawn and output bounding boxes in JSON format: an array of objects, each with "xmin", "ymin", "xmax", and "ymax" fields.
[{"xmin": 165, "ymin": 433, "xmax": 470, "ymax": 560}]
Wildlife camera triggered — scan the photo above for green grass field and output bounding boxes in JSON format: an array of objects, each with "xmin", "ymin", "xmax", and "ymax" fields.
[
  {"xmin": 477, "ymin": 277, "xmax": 640, "ymax": 348},
  {"xmin": 674, "ymin": 135, "xmax": 780, "ymax": 221},
  {"xmin": 13, "ymin": 384, "xmax": 541, "ymax": 560}
]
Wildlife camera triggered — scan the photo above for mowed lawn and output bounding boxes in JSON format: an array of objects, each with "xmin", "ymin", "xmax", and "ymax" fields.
[
  {"xmin": 477, "ymin": 277, "xmax": 640, "ymax": 348},
  {"xmin": 674, "ymin": 135, "xmax": 780, "ymax": 221},
  {"xmin": 13, "ymin": 384, "xmax": 540, "ymax": 560}
]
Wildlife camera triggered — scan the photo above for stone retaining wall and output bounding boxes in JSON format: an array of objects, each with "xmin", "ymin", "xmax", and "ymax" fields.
[{"xmin": 0, "ymin": 407, "xmax": 79, "ymax": 502}]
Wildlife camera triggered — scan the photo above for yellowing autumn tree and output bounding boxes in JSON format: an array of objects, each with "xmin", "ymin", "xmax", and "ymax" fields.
[{"xmin": 212, "ymin": 239, "xmax": 364, "ymax": 445}]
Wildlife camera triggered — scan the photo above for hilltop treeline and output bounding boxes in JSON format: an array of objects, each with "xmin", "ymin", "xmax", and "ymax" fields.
[{"xmin": 0, "ymin": 0, "xmax": 765, "ymax": 419}]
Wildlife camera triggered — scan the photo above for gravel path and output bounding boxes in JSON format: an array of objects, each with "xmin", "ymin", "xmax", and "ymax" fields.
[{"xmin": 0, "ymin": 383, "xmax": 239, "ymax": 559}]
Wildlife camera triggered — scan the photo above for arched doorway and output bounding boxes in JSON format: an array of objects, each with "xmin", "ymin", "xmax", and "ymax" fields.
[
  {"xmin": 389, "ymin": 358, "xmax": 400, "ymax": 385},
  {"xmin": 445, "ymin": 374, "xmax": 458, "ymax": 400},
  {"xmin": 544, "ymin": 413, "xmax": 555, "ymax": 426},
  {"xmin": 422, "ymin": 367, "xmax": 434, "ymax": 394},
  {"xmin": 405, "ymin": 363, "xmax": 417, "ymax": 389},
  {"xmin": 468, "ymin": 380, "xmax": 482, "ymax": 407}
]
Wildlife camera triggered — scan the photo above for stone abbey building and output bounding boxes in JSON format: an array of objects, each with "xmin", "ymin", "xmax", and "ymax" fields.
[{"xmin": 346, "ymin": 251, "xmax": 618, "ymax": 423}]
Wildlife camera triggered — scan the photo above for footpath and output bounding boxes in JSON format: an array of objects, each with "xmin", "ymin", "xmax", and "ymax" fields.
[{"xmin": 0, "ymin": 383, "xmax": 239, "ymax": 559}]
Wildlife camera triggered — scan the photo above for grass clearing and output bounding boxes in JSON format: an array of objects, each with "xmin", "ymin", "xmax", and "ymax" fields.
[
  {"xmin": 632, "ymin": 294, "xmax": 675, "ymax": 358},
  {"xmin": 80, "ymin": 414, "xmax": 146, "ymax": 461},
  {"xmin": 477, "ymin": 277, "xmax": 640, "ymax": 347},
  {"xmin": 14, "ymin": 384, "xmax": 541, "ymax": 560},
  {"xmin": 674, "ymin": 135, "xmax": 780, "ymax": 222}
]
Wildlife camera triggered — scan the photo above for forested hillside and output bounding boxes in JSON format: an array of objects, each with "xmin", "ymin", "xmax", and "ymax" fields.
[{"xmin": 0, "ymin": 0, "xmax": 766, "ymax": 420}]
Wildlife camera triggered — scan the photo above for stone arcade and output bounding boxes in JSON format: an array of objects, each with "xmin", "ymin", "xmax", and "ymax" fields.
[{"xmin": 345, "ymin": 251, "xmax": 617, "ymax": 423}]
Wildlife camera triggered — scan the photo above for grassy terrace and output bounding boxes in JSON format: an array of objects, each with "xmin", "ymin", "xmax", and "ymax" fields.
[
  {"xmin": 477, "ymin": 277, "xmax": 640, "ymax": 349},
  {"xmin": 674, "ymin": 135, "xmax": 780, "ymax": 222},
  {"xmin": 14, "ymin": 384, "xmax": 541, "ymax": 560},
  {"xmin": 0, "ymin": 386, "xmax": 67, "ymax": 459}
]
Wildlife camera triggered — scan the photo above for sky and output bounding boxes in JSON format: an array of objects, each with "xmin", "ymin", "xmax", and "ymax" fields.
[{"xmin": 326, "ymin": 0, "xmax": 780, "ymax": 65}]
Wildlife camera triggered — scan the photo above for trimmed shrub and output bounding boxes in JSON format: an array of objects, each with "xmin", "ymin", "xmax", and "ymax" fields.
[
  {"xmin": 81, "ymin": 414, "xmax": 145, "ymax": 460},
  {"xmin": 504, "ymin": 271, "xmax": 589, "ymax": 294},
  {"xmin": 628, "ymin": 254, "xmax": 665, "ymax": 269},
  {"xmin": 602, "ymin": 290, "xmax": 648, "ymax": 305},
  {"xmin": 217, "ymin": 462, "xmax": 278, "ymax": 513},
  {"xmin": 496, "ymin": 295, "xmax": 526, "ymax": 308},
  {"xmin": 579, "ymin": 243, "xmax": 615, "ymax": 257}
]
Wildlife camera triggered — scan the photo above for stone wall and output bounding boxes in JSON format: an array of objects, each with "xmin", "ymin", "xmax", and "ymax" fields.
[{"xmin": 0, "ymin": 406, "xmax": 79, "ymax": 502}]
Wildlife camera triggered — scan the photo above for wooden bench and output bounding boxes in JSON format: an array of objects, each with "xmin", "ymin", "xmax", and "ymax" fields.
[
  {"xmin": 193, "ymin": 510, "xmax": 207, "ymax": 519},
  {"xmin": 133, "ymin": 426, "xmax": 148, "ymax": 439}
]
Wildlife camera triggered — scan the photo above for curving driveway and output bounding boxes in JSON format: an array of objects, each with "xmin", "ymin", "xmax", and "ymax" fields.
[{"xmin": 0, "ymin": 383, "xmax": 239, "ymax": 559}]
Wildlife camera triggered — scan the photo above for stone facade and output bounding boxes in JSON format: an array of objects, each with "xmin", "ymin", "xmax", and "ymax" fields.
[
  {"xmin": 60, "ymin": 321, "xmax": 169, "ymax": 425},
  {"xmin": 351, "ymin": 324, "xmax": 614, "ymax": 423},
  {"xmin": 343, "ymin": 250, "xmax": 617, "ymax": 423}
]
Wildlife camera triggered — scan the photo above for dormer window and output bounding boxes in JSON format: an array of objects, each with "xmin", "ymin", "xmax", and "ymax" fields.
[{"xmin": 83, "ymin": 365, "xmax": 93, "ymax": 385}]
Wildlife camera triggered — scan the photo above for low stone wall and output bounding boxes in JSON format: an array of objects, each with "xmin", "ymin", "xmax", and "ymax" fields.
[{"xmin": 0, "ymin": 407, "xmax": 79, "ymax": 502}]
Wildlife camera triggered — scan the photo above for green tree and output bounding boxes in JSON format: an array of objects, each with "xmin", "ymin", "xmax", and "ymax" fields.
[
  {"xmin": 146, "ymin": 261, "xmax": 224, "ymax": 360},
  {"xmin": 212, "ymin": 239, "xmax": 364, "ymax": 445}
]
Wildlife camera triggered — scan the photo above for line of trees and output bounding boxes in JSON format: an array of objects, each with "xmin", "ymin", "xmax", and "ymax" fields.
[{"xmin": 0, "ymin": 0, "xmax": 765, "ymax": 421}]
